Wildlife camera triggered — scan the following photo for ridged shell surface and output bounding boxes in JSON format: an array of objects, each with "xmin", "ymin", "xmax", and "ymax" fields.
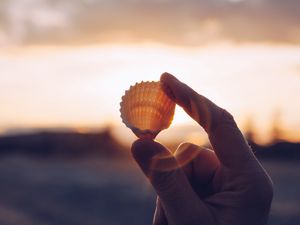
[{"xmin": 120, "ymin": 81, "xmax": 175, "ymax": 139}]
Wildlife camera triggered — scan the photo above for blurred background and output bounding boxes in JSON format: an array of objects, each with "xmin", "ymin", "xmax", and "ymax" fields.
[{"xmin": 0, "ymin": 0, "xmax": 299, "ymax": 224}]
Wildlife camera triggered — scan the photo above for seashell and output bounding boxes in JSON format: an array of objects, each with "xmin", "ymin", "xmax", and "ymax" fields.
[{"xmin": 120, "ymin": 81, "xmax": 176, "ymax": 139}]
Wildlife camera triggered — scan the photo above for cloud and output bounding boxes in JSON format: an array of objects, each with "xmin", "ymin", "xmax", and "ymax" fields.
[{"xmin": 0, "ymin": 0, "xmax": 300, "ymax": 46}]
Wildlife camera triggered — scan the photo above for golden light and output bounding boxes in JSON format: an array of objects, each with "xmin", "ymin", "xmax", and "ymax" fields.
[{"xmin": 1, "ymin": 43, "xmax": 300, "ymax": 143}]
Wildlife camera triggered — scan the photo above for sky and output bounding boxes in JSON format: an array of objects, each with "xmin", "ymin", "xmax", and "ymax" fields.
[
  {"xmin": 0, "ymin": 0, "xmax": 300, "ymax": 144},
  {"xmin": 1, "ymin": 0, "xmax": 300, "ymax": 46}
]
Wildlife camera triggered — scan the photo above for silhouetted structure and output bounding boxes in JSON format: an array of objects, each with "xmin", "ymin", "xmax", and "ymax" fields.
[
  {"xmin": 250, "ymin": 141, "xmax": 300, "ymax": 161},
  {"xmin": 0, "ymin": 128, "xmax": 299, "ymax": 161},
  {"xmin": 244, "ymin": 116, "xmax": 256, "ymax": 143},
  {"xmin": 0, "ymin": 130, "xmax": 128, "ymax": 158},
  {"xmin": 270, "ymin": 110, "xmax": 284, "ymax": 143}
]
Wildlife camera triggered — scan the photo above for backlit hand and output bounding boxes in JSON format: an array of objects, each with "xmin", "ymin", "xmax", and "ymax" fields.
[{"xmin": 131, "ymin": 73, "xmax": 273, "ymax": 225}]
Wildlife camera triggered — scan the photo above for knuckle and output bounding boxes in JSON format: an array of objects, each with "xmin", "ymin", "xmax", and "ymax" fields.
[
  {"xmin": 174, "ymin": 142, "xmax": 203, "ymax": 169},
  {"xmin": 175, "ymin": 142, "xmax": 199, "ymax": 156},
  {"xmin": 220, "ymin": 108, "xmax": 235, "ymax": 124}
]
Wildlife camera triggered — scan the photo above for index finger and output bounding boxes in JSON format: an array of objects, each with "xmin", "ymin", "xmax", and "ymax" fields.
[{"xmin": 160, "ymin": 72, "xmax": 255, "ymax": 169}]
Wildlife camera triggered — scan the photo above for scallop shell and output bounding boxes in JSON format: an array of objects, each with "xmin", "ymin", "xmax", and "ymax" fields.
[{"xmin": 120, "ymin": 81, "xmax": 175, "ymax": 139}]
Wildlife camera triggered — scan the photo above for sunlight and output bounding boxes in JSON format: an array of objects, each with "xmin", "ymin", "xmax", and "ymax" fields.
[
  {"xmin": 1, "ymin": 43, "xmax": 300, "ymax": 142},
  {"xmin": 172, "ymin": 106, "xmax": 192, "ymax": 125}
]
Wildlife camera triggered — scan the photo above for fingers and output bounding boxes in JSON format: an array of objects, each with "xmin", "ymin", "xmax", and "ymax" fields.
[
  {"xmin": 160, "ymin": 72, "xmax": 223, "ymax": 132},
  {"xmin": 175, "ymin": 143, "xmax": 219, "ymax": 182},
  {"xmin": 174, "ymin": 143, "xmax": 220, "ymax": 197},
  {"xmin": 160, "ymin": 72, "xmax": 255, "ymax": 169},
  {"xmin": 131, "ymin": 139, "xmax": 214, "ymax": 225},
  {"xmin": 152, "ymin": 143, "xmax": 220, "ymax": 225}
]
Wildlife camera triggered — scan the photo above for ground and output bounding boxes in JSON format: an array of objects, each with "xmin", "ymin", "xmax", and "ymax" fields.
[{"xmin": 0, "ymin": 155, "xmax": 299, "ymax": 225}]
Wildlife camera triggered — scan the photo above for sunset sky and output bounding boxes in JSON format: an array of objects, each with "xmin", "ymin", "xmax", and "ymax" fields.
[{"xmin": 0, "ymin": 0, "xmax": 300, "ymax": 144}]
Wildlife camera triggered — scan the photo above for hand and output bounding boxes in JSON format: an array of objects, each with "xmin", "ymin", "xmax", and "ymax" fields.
[{"xmin": 131, "ymin": 73, "xmax": 273, "ymax": 225}]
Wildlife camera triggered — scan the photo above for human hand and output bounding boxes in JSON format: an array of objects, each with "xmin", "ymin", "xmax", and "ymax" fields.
[{"xmin": 131, "ymin": 73, "xmax": 273, "ymax": 225}]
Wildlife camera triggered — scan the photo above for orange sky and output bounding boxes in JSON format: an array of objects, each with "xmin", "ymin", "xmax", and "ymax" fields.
[
  {"xmin": 0, "ymin": 0, "xmax": 300, "ymax": 143},
  {"xmin": 1, "ymin": 43, "xmax": 300, "ymax": 143}
]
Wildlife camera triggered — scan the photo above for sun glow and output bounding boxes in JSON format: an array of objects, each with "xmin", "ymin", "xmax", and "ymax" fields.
[{"xmin": 1, "ymin": 43, "xmax": 300, "ymax": 142}]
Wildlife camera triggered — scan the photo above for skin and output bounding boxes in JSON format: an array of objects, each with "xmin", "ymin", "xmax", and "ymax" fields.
[{"xmin": 131, "ymin": 73, "xmax": 273, "ymax": 225}]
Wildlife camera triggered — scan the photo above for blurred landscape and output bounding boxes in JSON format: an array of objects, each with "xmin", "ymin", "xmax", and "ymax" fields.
[
  {"xmin": 0, "ymin": 129, "xmax": 299, "ymax": 225},
  {"xmin": 1, "ymin": 0, "xmax": 300, "ymax": 224}
]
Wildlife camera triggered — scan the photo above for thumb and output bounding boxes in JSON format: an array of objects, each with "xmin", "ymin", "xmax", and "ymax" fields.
[{"xmin": 131, "ymin": 139, "xmax": 214, "ymax": 225}]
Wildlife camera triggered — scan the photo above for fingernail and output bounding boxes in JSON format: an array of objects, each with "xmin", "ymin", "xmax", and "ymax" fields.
[
  {"xmin": 161, "ymin": 72, "xmax": 179, "ymax": 81},
  {"xmin": 131, "ymin": 139, "xmax": 166, "ymax": 175}
]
